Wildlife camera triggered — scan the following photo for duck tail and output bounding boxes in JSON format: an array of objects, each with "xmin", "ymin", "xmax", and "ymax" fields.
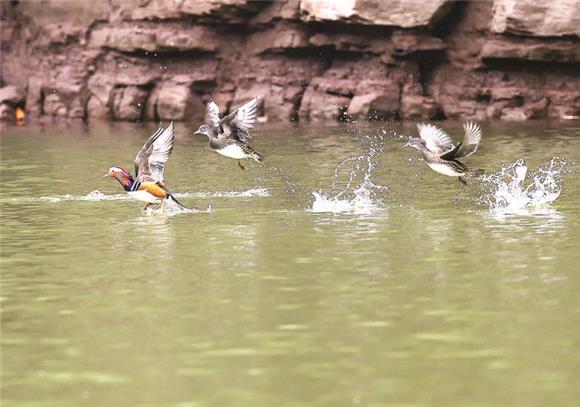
[
  {"xmin": 251, "ymin": 151, "xmax": 264, "ymax": 165},
  {"xmin": 157, "ymin": 182, "xmax": 188, "ymax": 209},
  {"xmin": 466, "ymin": 167, "xmax": 485, "ymax": 177},
  {"xmin": 167, "ymin": 193, "xmax": 188, "ymax": 209}
]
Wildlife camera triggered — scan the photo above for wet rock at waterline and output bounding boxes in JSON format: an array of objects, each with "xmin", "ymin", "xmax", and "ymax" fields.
[
  {"xmin": 1, "ymin": 0, "xmax": 579, "ymax": 123},
  {"xmin": 0, "ymin": 85, "xmax": 25, "ymax": 123},
  {"xmin": 0, "ymin": 85, "xmax": 26, "ymax": 105}
]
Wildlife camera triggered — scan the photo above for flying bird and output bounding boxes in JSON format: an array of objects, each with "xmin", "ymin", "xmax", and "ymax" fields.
[
  {"xmin": 102, "ymin": 122, "xmax": 186, "ymax": 212},
  {"xmin": 194, "ymin": 97, "xmax": 264, "ymax": 170},
  {"xmin": 405, "ymin": 122, "xmax": 484, "ymax": 184}
]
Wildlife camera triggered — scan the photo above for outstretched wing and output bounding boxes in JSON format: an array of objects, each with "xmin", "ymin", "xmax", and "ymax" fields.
[
  {"xmin": 222, "ymin": 97, "xmax": 260, "ymax": 142},
  {"xmin": 134, "ymin": 122, "xmax": 175, "ymax": 183},
  {"xmin": 134, "ymin": 126, "xmax": 163, "ymax": 178},
  {"xmin": 440, "ymin": 122, "xmax": 482, "ymax": 160},
  {"xmin": 417, "ymin": 123, "xmax": 454, "ymax": 155},
  {"xmin": 207, "ymin": 101, "xmax": 221, "ymax": 129},
  {"xmin": 454, "ymin": 121, "xmax": 482, "ymax": 158}
]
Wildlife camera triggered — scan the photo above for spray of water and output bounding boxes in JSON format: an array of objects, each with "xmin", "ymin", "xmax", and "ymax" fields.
[
  {"xmin": 174, "ymin": 188, "xmax": 269, "ymax": 199},
  {"xmin": 267, "ymin": 166, "xmax": 307, "ymax": 198},
  {"xmin": 479, "ymin": 157, "xmax": 572, "ymax": 214},
  {"xmin": 311, "ymin": 128, "xmax": 389, "ymax": 214},
  {"xmin": 35, "ymin": 188, "xmax": 269, "ymax": 203},
  {"xmin": 142, "ymin": 199, "xmax": 212, "ymax": 216}
]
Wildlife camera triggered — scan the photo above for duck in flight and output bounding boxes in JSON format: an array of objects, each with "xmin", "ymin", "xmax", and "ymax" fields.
[
  {"xmin": 102, "ymin": 122, "xmax": 185, "ymax": 212},
  {"xmin": 194, "ymin": 97, "xmax": 264, "ymax": 170},
  {"xmin": 405, "ymin": 122, "xmax": 484, "ymax": 185}
]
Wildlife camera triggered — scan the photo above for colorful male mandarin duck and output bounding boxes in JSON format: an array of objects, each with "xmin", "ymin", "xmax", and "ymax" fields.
[
  {"xmin": 102, "ymin": 122, "xmax": 185, "ymax": 212},
  {"xmin": 405, "ymin": 122, "xmax": 484, "ymax": 185},
  {"xmin": 194, "ymin": 97, "xmax": 264, "ymax": 170}
]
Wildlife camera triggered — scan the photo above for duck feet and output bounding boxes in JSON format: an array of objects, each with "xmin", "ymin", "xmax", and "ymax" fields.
[
  {"xmin": 160, "ymin": 200, "xmax": 166, "ymax": 214},
  {"xmin": 237, "ymin": 160, "xmax": 245, "ymax": 171},
  {"xmin": 142, "ymin": 203, "xmax": 152, "ymax": 211}
]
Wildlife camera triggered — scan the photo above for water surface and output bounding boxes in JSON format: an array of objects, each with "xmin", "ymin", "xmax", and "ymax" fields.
[{"xmin": 1, "ymin": 121, "xmax": 579, "ymax": 406}]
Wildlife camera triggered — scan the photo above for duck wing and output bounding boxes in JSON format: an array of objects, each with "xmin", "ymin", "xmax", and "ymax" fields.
[
  {"xmin": 134, "ymin": 122, "xmax": 175, "ymax": 183},
  {"xmin": 417, "ymin": 123, "xmax": 454, "ymax": 155},
  {"xmin": 207, "ymin": 101, "xmax": 221, "ymax": 130},
  {"xmin": 221, "ymin": 97, "xmax": 260, "ymax": 143},
  {"xmin": 440, "ymin": 122, "xmax": 482, "ymax": 160},
  {"xmin": 456, "ymin": 121, "xmax": 482, "ymax": 158}
]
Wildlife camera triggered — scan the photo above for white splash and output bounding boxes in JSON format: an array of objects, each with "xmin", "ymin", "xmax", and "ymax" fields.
[
  {"xmin": 143, "ymin": 200, "xmax": 212, "ymax": 216},
  {"xmin": 311, "ymin": 188, "xmax": 380, "ymax": 214},
  {"xmin": 40, "ymin": 190, "xmax": 129, "ymax": 202},
  {"xmin": 479, "ymin": 157, "xmax": 571, "ymax": 214},
  {"xmin": 38, "ymin": 188, "xmax": 269, "ymax": 202},
  {"xmin": 310, "ymin": 129, "xmax": 388, "ymax": 214},
  {"xmin": 176, "ymin": 188, "xmax": 270, "ymax": 198}
]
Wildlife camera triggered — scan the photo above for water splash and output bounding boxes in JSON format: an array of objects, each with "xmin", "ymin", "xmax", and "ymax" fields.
[
  {"xmin": 479, "ymin": 157, "xmax": 572, "ymax": 214},
  {"xmin": 267, "ymin": 166, "xmax": 305, "ymax": 197},
  {"xmin": 143, "ymin": 199, "xmax": 212, "ymax": 216},
  {"xmin": 36, "ymin": 188, "xmax": 269, "ymax": 203},
  {"xmin": 310, "ymin": 128, "xmax": 389, "ymax": 214},
  {"xmin": 176, "ymin": 188, "xmax": 270, "ymax": 199},
  {"xmin": 40, "ymin": 190, "xmax": 129, "ymax": 202}
]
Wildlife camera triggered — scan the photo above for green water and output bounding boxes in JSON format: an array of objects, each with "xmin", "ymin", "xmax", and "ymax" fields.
[{"xmin": 1, "ymin": 121, "xmax": 579, "ymax": 406}]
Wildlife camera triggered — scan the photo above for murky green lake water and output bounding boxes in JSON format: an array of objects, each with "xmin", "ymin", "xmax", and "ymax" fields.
[{"xmin": 1, "ymin": 121, "xmax": 579, "ymax": 406}]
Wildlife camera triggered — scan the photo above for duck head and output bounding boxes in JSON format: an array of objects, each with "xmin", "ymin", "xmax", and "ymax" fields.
[
  {"xmin": 102, "ymin": 166, "xmax": 133, "ymax": 187},
  {"xmin": 404, "ymin": 137, "xmax": 426, "ymax": 151},
  {"xmin": 194, "ymin": 124, "xmax": 216, "ymax": 139}
]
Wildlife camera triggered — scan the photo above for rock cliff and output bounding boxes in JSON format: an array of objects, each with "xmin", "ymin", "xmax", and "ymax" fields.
[{"xmin": 1, "ymin": 0, "xmax": 578, "ymax": 124}]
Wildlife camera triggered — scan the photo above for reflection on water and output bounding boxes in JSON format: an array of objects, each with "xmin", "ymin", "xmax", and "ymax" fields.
[
  {"xmin": 1, "ymin": 121, "xmax": 580, "ymax": 406},
  {"xmin": 130, "ymin": 216, "xmax": 174, "ymax": 260}
]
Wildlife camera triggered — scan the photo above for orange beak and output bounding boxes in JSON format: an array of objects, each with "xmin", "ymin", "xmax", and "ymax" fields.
[{"xmin": 101, "ymin": 173, "xmax": 110, "ymax": 178}]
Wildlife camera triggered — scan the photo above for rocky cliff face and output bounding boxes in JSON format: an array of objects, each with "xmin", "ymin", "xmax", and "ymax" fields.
[{"xmin": 1, "ymin": 0, "xmax": 578, "ymax": 124}]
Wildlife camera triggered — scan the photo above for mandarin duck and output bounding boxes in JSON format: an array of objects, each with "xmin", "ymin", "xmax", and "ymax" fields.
[{"xmin": 102, "ymin": 122, "xmax": 185, "ymax": 212}]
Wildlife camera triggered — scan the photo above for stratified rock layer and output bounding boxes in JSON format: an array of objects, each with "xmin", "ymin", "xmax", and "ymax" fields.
[
  {"xmin": 490, "ymin": 0, "xmax": 580, "ymax": 37},
  {"xmin": 299, "ymin": 0, "xmax": 452, "ymax": 28},
  {"xmin": 1, "ymin": 0, "xmax": 578, "ymax": 123}
]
